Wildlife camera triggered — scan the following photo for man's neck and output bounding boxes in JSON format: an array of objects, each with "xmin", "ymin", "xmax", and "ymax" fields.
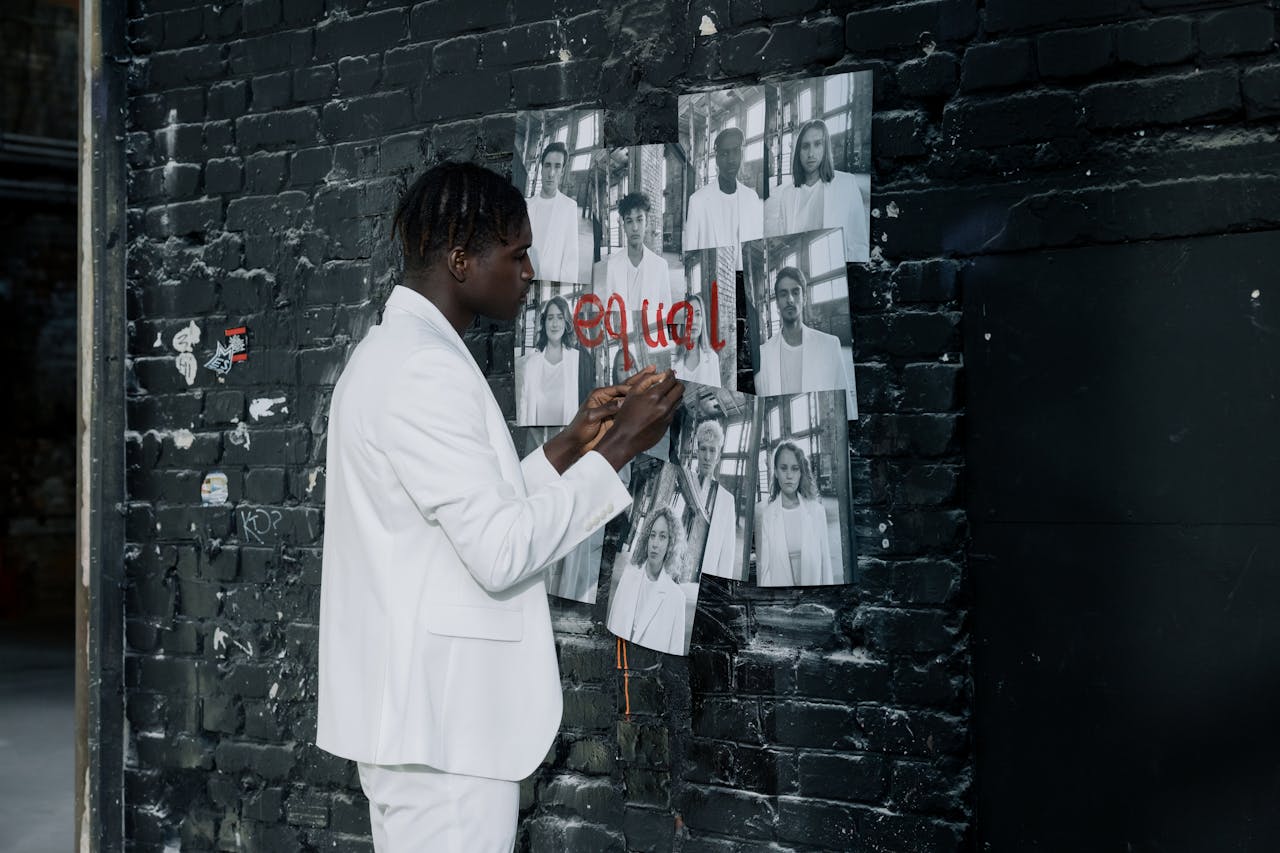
[
  {"xmin": 539, "ymin": 187, "xmax": 558, "ymax": 199},
  {"xmin": 716, "ymin": 175, "xmax": 737, "ymax": 194},
  {"xmin": 781, "ymin": 321, "xmax": 804, "ymax": 346},
  {"xmin": 803, "ymin": 172, "xmax": 820, "ymax": 187},
  {"xmin": 627, "ymin": 243, "xmax": 644, "ymax": 265},
  {"xmin": 401, "ymin": 276, "xmax": 473, "ymax": 336}
]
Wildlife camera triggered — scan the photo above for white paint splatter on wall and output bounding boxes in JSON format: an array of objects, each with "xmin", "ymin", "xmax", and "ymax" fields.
[
  {"xmin": 228, "ymin": 421, "xmax": 250, "ymax": 450},
  {"xmin": 249, "ymin": 396, "xmax": 287, "ymax": 420},
  {"xmin": 171, "ymin": 429, "xmax": 194, "ymax": 450},
  {"xmin": 171, "ymin": 321, "xmax": 201, "ymax": 386},
  {"xmin": 698, "ymin": 14, "xmax": 717, "ymax": 35}
]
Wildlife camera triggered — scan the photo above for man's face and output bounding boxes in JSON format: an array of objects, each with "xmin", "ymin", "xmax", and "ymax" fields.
[
  {"xmin": 775, "ymin": 277, "xmax": 804, "ymax": 324},
  {"xmin": 540, "ymin": 151, "xmax": 565, "ymax": 193},
  {"xmin": 696, "ymin": 435, "xmax": 721, "ymax": 479},
  {"xmin": 465, "ymin": 215, "xmax": 534, "ymax": 323},
  {"xmin": 714, "ymin": 133, "xmax": 743, "ymax": 184},
  {"xmin": 622, "ymin": 208, "xmax": 647, "ymax": 249},
  {"xmin": 798, "ymin": 126, "xmax": 824, "ymax": 179}
]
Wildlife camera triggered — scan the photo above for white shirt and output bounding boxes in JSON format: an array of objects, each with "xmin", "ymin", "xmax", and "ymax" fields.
[
  {"xmin": 683, "ymin": 180, "xmax": 764, "ymax": 268},
  {"xmin": 527, "ymin": 191, "xmax": 582, "ymax": 283},
  {"xmin": 598, "ymin": 246, "xmax": 673, "ymax": 336}
]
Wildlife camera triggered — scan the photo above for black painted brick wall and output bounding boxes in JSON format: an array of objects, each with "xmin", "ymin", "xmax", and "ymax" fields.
[{"xmin": 118, "ymin": 0, "xmax": 1280, "ymax": 850}]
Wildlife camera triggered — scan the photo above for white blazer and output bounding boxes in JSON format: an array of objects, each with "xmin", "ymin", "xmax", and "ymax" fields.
[
  {"xmin": 517, "ymin": 346, "xmax": 580, "ymax": 426},
  {"xmin": 317, "ymin": 286, "xmax": 631, "ymax": 781},
  {"xmin": 754, "ymin": 496, "xmax": 835, "ymax": 586},
  {"xmin": 606, "ymin": 562, "xmax": 686, "ymax": 654},
  {"xmin": 696, "ymin": 481, "xmax": 739, "ymax": 581},
  {"xmin": 754, "ymin": 324, "xmax": 858, "ymax": 416}
]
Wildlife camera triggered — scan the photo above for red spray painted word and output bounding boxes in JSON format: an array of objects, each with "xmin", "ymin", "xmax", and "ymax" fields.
[{"xmin": 571, "ymin": 280, "xmax": 727, "ymax": 372}]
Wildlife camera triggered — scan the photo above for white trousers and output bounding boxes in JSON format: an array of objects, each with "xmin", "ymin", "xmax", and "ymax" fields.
[{"xmin": 357, "ymin": 762, "xmax": 520, "ymax": 853}]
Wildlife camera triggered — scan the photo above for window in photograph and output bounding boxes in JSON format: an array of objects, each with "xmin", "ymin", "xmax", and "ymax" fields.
[
  {"xmin": 808, "ymin": 231, "xmax": 844, "ymax": 276},
  {"xmin": 575, "ymin": 114, "xmax": 596, "ymax": 149},
  {"xmin": 789, "ymin": 394, "xmax": 811, "ymax": 434},
  {"xmin": 823, "ymin": 74, "xmax": 850, "ymax": 112}
]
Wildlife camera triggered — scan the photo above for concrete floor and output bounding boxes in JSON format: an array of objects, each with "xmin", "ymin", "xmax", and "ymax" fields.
[{"xmin": 0, "ymin": 627, "xmax": 75, "ymax": 853}]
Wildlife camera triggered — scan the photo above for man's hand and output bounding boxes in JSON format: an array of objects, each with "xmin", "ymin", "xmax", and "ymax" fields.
[
  {"xmin": 594, "ymin": 370, "xmax": 685, "ymax": 472},
  {"xmin": 543, "ymin": 367, "xmax": 661, "ymax": 474}
]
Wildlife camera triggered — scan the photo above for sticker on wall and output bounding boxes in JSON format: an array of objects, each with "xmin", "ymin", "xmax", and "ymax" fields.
[
  {"xmin": 172, "ymin": 321, "xmax": 201, "ymax": 386},
  {"xmin": 201, "ymin": 471, "xmax": 229, "ymax": 506},
  {"xmin": 249, "ymin": 396, "xmax": 286, "ymax": 421},
  {"xmin": 205, "ymin": 326, "xmax": 249, "ymax": 376},
  {"xmin": 228, "ymin": 421, "xmax": 250, "ymax": 450}
]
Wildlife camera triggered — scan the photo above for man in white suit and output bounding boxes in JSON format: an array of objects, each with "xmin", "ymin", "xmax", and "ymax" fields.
[
  {"xmin": 683, "ymin": 127, "xmax": 763, "ymax": 268},
  {"xmin": 675, "ymin": 419, "xmax": 738, "ymax": 580},
  {"xmin": 754, "ymin": 266, "xmax": 857, "ymax": 416},
  {"xmin": 317, "ymin": 162, "xmax": 682, "ymax": 853},
  {"xmin": 525, "ymin": 141, "xmax": 582, "ymax": 283}
]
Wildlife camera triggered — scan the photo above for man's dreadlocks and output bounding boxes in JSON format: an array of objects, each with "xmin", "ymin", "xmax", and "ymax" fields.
[{"xmin": 392, "ymin": 162, "xmax": 527, "ymax": 272}]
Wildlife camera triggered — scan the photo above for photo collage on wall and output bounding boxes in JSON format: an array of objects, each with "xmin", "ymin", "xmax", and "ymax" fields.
[{"xmin": 510, "ymin": 71, "xmax": 873, "ymax": 655}]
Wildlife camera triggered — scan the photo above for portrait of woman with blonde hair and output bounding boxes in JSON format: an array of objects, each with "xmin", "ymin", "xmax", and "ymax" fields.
[
  {"xmin": 606, "ymin": 505, "xmax": 689, "ymax": 654},
  {"xmin": 754, "ymin": 440, "xmax": 835, "ymax": 586},
  {"xmin": 766, "ymin": 118, "xmax": 869, "ymax": 262},
  {"xmin": 673, "ymin": 292, "xmax": 723, "ymax": 387}
]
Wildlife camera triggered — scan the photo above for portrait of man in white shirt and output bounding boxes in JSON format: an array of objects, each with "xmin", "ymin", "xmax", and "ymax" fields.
[
  {"xmin": 525, "ymin": 141, "xmax": 582, "ymax": 284},
  {"xmin": 683, "ymin": 127, "xmax": 764, "ymax": 263},
  {"xmin": 671, "ymin": 419, "xmax": 738, "ymax": 581},
  {"xmin": 597, "ymin": 191, "xmax": 675, "ymax": 343},
  {"xmin": 753, "ymin": 264, "xmax": 857, "ymax": 416}
]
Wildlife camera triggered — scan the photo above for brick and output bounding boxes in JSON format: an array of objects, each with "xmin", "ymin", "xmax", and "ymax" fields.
[
  {"xmin": 872, "ymin": 109, "xmax": 929, "ymax": 159},
  {"xmin": 775, "ymin": 796, "xmax": 862, "ymax": 847},
  {"xmin": 409, "ymin": 0, "xmax": 510, "ymax": 38},
  {"xmin": 960, "ymin": 39, "xmax": 1033, "ymax": 91},
  {"xmin": 148, "ymin": 45, "xmax": 226, "ymax": 88},
  {"xmin": 322, "ymin": 91, "xmax": 414, "ymax": 142},
  {"xmin": 985, "ymin": 0, "xmax": 1126, "ymax": 34},
  {"xmin": 314, "ymin": 9, "xmax": 408, "ymax": 60},
  {"xmin": 294, "ymin": 66, "xmax": 336, "ymax": 103},
  {"xmin": 1034, "ymin": 26, "xmax": 1116, "ymax": 78},
  {"xmin": 845, "ymin": 1, "xmax": 978, "ymax": 52},
  {"xmin": 682, "ymin": 787, "xmax": 776, "ymax": 838},
  {"xmin": 1084, "ymin": 69, "xmax": 1240, "ymax": 129},
  {"xmin": 236, "ymin": 108, "xmax": 319, "ymax": 152},
  {"xmin": 338, "ymin": 56, "xmax": 381, "ymax": 96},
  {"xmin": 941, "ymin": 91, "xmax": 1079, "ymax": 149},
  {"xmin": 250, "ymin": 72, "xmax": 292, "ymax": 113},
  {"xmin": 227, "ymin": 30, "xmax": 313, "ymax": 75},
  {"xmin": 511, "ymin": 61, "xmax": 601, "ymax": 108},
  {"xmin": 896, "ymin": 52, "xmax": 959, "ymax": 99},
  {"xmin": 1200, "ymin": 6, "xmax": 1276, "ymax": 58},
  {"xmin": 1117, "ymin": 17, "xmax": 1195, "ymax": 67},
  {"xmin": 1243, "ymin": 63, "xmax": 1280, "ymax": 118},
  {"xmin": 204, "ymin": 157, "xmax": 243, "ymax": 194}
]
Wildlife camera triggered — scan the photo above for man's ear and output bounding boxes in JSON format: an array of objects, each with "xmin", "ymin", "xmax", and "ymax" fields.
[{"xmin": 445, "ymin": 246, "xmax": 467, "ymax": 283}]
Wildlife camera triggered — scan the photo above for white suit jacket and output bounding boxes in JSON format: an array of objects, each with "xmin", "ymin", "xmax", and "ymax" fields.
[
  {"xmin": 766, "ymin": 171, "xmax": 870, "ymax": 263},
  {"xmin": 754, "ymin": 496, "xmax": 835, "ymax": 586},
  {"xmin": 754, "ymin": 325, "xmax": 858, "ymax": 416},
  {"xmin": 317, "ymin": 286, "xmax": 630, "ymax": 781},
  {"xmin": 606, "ymin": 562, "xmax": 686, "ymax": 654},
  {"xmin": 517, "ymin": 346, "xmax": 580, "ymax": 427},
  {"xmin": 700, "ymin": 483, "xmax": 739, "ymax": 581}
]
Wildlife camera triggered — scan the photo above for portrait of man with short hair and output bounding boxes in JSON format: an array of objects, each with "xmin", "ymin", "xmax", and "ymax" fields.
[
  {"xmin": 679, "ymin": 88, "xmax": 767, "ymax": 267},
  {"xmin": 512, "ymin": 109, "xmax": 603, "ymax": 284},
  {"xmin": 742, "ymin": 230, "xmax": 858, "ymax": 417}
]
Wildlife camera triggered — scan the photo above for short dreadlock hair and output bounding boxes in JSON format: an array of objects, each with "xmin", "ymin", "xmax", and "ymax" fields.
[{"xmin": 392, "ymin": 162, "xmax": 528, "ymax": 272}]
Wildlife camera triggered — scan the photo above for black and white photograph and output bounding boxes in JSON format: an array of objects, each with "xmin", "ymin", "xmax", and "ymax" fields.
[
  {"xmin": 678, "ymin": 87, "xmax": 766, "ymax": 264},
  {"xmin": 514, "ymin": 427, "xmax": 606, "ymax": 603},
  {"xmin": 605, "ymin": 455, "xmax": 704, "ymax": 656},
  {"xmin": 588, "ymin": 144, "xmax": 686, "ymax": 381},
  {"xmin": 512, "ymin": 109, "xmax": 603, "ymax": 285},
  {"xmin": 673, "ymin": 247, "xmax": 737, "ymax": 388},
  {"xmin": 666, "ymin": 384, "xmax": 758, "ymax": 581},
  {"xmin": 514, "ymin": 282, "xmax": 594, "ymax": 427},
  {"xmin": 764, "ymin": 71, "xmax": 873, "ymax": 263},
  {"xmin": 741, "ymin": 230, "xmax": 858, "ymax": 418},
  {"xmin": 751, "ymin": 392, "xmax": 856, "ymax": 587}
]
